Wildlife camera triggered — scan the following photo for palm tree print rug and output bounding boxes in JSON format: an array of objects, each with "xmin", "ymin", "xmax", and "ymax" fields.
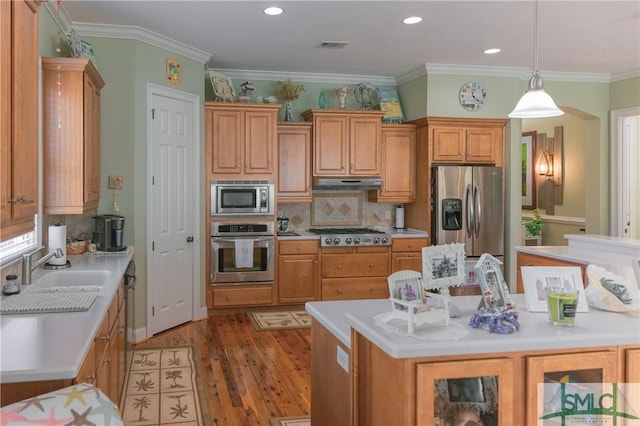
[
  {"xmin": 121, "ymin": 346, "xmax": 208, "ymax": 425},
  {"xmin": 248, "ymin": 311, "xmax": 311, "ymax": 331}
]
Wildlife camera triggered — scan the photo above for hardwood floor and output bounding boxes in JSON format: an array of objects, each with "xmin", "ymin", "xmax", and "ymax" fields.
[{"xmin": 132, "ymin": 313, "xmax": 311, "ymax": 426}]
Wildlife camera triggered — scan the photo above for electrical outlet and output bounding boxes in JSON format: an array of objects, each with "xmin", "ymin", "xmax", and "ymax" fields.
[
  {"xmin": 336, "ymin": 345, "xmax": 349, "ymax": 373},
  {"xmin": 385, "ymin": 210, "xmax": 391, "ymax": 220}
]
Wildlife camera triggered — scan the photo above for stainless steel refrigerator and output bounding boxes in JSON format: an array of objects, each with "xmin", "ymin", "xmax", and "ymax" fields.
[{"xmin": 432, "ymin": 165, "xmax": 504, "ymax": 259}]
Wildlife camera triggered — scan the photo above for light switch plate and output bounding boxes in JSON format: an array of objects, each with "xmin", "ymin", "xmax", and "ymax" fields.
[{"xmin": 336, "ymin": 345, "xmax": 349, "ymax": 373}]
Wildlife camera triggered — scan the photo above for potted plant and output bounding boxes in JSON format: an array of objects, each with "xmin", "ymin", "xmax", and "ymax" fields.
[
  {"xmin": 523, "ymin": 208, "xmax": 543, "ymax": 238},
  {"xmin": 277, "ymin": 77, "xmax": 305, "ymax": 121}
]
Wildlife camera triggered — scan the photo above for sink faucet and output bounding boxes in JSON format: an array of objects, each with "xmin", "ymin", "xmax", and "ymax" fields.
[{"xmin": 21, "ymin": 247, "xmax": 64, "ymax": 285}]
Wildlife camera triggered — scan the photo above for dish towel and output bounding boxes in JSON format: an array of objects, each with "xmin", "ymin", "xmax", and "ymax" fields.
[{"xmin": 234, "ymin": 239, "xmax": 254, "ymax": 268}]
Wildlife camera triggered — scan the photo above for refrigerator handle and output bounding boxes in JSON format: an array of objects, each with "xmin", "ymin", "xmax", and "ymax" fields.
[
  {"xmin": 474, "ymin": 184, "xmax": 482, "ymax": 237},
  {"xmin": 465, "ymin": 184, "xmax": 473, "ymax": 238}
]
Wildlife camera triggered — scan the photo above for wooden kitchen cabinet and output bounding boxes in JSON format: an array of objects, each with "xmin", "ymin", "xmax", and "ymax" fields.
[
  {"xmin": 278, "ymin": 240, "xmax": 319, "ymax": 303},
  {"xmin": 626, "ymin": 347, "xmax": 640, "ymax": 382},
  {"xmin": 368, "ymin": 124, "xmax": 417, "ymax": 203},
  {"xmin": 277, "ymin": 122, "xmax": 312, "ymax": 203},
  {"xmin": 301, "ymin": 109, "xmax": 384, "ymax": 177},
  {"xmin": 391, "ymin": 237, "xmax": 429, "ymax": 273},
  {"xmin": 430, "ymin": 118, "xmax": 505, "ymax": 165},
  {"xmin": 320, "ymin": 246, "xmax": 390, "ymax": 300},
  {"xmin": 0, "ymin": 0, "xmax": 40, "ymax": 240},
  {"xmin": 516, "ymin": 251, "xmax": 587, "ymax": 293},
  {"xmin": 42, "ymin": 58, "xmax": 105, "ymax": 214},
  {"xmin": 205, "ymin": 103, "xmax": 280, "ymax": 179},
  {"xmin": 212, "ymin": 285, "xmax": 273, "ymax": 307},
  {"xmin": 526, "ymin": 350, "xmax": 618, "ymax": 425}
]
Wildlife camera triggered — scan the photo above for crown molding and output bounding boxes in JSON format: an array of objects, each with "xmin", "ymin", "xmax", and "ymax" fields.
[
  {"xmin": 610, "ymin": 69, "xmax": 640, "ymax": 82},
  {"xmin": 210, "ymin": 69, "xmax": 397, "ymax": 86}
]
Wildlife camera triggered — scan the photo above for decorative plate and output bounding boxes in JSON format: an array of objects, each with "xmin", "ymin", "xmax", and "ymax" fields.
[{"xmin": 208, "ymin": 70, "xmax": 236, "ymax": 102}]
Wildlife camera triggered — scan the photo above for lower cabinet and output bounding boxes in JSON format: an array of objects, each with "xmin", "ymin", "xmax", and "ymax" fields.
[
  {"xmin": 212, "ymin": 285, "xmax": 273, "ymax": 307},
  {"xmin": 391, "ymin": 237, "xmax": 429, "ymax": 273},
  {"xmin": 350, "ymin": 329, "xmax": 639, "ymax": 426},
  {"xmin": 278, "ymin": 240, "xmax": 319, "ymax": 304},
  {"xmin": 320, "ymin": 246, "xmax": 390, "ymax": 301}
]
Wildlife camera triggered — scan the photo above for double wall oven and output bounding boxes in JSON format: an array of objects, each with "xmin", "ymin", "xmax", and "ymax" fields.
[{"xmin": 210, "ymin": 221, "xmax": 275, "ymax": 285}]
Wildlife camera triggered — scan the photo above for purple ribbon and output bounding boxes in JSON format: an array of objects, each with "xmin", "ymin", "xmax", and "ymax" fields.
[{"xmin": 469, "ymin": 307, "xmax": 520, "ymax": 334}]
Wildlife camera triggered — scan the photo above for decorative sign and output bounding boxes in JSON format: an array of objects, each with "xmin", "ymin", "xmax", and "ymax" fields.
[{"xmin": 166, "ymin": 58, "xmax": 181, "ymax": 85}]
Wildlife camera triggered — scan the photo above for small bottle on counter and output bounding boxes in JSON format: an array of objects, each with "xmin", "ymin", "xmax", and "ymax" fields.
[{"xmin": 2, "ymin": 274, "xmax": 20, "ymax": 295}]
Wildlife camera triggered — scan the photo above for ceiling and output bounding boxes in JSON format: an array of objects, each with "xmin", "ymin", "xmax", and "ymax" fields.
[{"xmin": 60, "ymin": 1, "xmax": 640, "ymax": 81}]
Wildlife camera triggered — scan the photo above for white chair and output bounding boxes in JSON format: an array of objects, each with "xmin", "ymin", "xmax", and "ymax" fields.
[{"xmin": 384, "ymin": 270, "xmax": 450, "ymax": 333}]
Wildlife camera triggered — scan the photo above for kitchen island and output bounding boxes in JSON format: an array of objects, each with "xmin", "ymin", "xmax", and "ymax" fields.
[
  {"xmin": 0, "ymin": 248, "xmax": 134, "ymax": 405},
  {"xmin": 307, "ymin": 295, "xmax": 640, "ymax": 425}
]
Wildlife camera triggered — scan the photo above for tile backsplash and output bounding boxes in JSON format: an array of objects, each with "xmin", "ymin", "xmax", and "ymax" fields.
[{"xmin": 278, "ymin": 190, "xmax": 398, "ymax": 230}]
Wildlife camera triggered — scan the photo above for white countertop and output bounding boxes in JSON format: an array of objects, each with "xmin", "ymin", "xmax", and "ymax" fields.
[
  {"xmin": 0, "ymin": 248, "xmax": 134, "ymax": 383},
  {"xmin": 307, "ymin": 294, "xmax": 640, "ymax": 359},
  {"xmin": 515, "ymin": 234, "xmax": 640, "ymax": 285}
]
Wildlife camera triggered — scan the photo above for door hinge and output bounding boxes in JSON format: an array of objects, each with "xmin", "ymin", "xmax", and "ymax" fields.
[
  {"xmin": 152, "ymin": 241, "xmax": 155, "ymax": 251},
  {"xmin": 152, "ymin": 176, "xmax": 154, "ymax": 185},
  {"xmin": 152, "ymin": 306, "xmax": 154, "ymax": 316},
  {"xmin": 151, "ymin": 108, "xmax": 155, "ymax": 119}
]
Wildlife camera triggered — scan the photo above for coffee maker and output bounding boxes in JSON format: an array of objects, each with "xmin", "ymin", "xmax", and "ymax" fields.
[{"xmin": 93, "ymin": 215, "xmax": 126, "ymax": 252}]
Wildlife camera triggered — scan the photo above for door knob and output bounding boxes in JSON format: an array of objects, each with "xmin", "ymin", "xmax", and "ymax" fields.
[{"xmin": 186, "ymin": 236, "xmax": 194, "ymax": 243}]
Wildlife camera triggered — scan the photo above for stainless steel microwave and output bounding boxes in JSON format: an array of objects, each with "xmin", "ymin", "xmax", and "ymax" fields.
[{"xmin": 211, "ymin": 180, "xmax": 275, "ymax": 217}]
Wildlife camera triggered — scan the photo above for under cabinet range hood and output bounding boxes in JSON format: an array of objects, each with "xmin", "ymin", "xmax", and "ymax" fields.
[{"xmin": 312, "ymin": 177, "xmax": 383, "ymax": 190}]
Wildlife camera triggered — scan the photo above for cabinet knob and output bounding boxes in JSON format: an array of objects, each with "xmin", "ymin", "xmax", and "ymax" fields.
[
  {"xmin": 369, "ymin": 264, "xmax": 374, "ymax": 268},
  {"xmin": 296, "ymin": 246, "xmax": 302, "ymax": 251},
  {"xmin": 226, "ymin": 295, "xmax": 231, "ymax": 301},
  {"xmin": 255, "ymin": 295, "xmax": 261, "ymax": 299},
  {"xmin": 86, "ymin": 374, "xmax": 96, "ymax": 383},
  {"xmin": 100, "ymin": 334, "xmax": 110, "ymax": 342},
  {"xmin": 337, "ymin": 288, "xmax": 343, "ymax": 294},
  {"xmin": 337, "ymin": 264, "xmax": 342, "ymax": 269}
]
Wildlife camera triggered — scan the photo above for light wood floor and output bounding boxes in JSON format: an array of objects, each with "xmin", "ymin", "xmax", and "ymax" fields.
[{"xmin": 132, "ymin": 313, "xmax": 311, "ymax": 426}]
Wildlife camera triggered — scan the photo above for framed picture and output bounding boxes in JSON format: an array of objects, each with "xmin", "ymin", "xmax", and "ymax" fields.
[
  {"xmin": 474, "ymin": 253, "xmax": 514, "ymax": 308},
  {"xmin": 422, "ymin": 243, "xmax": 466, "ymax": 290},
  {"xmin": 388, "ymin": 270, "xmax": 425, "ymax": 311},
  {"xmin": 521, "ymin": 266, "xmax": 589, "ymax": 312},
  {"xmin": 521, "ymin": 131, "xmax": 537, "ymax": 210},
  {"xmin": 378, "ymin": 88, "xmax": 404, "ymax": 123},
  {"xmin": 166, "ymin": 58, "xmax": 181, "ymax": 85}
]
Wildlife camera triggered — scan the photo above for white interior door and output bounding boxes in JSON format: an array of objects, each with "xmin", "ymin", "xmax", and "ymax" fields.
[
  {"xmin": 611, "ymin": 108, "xmax": 639, "ymax": 239},
  {"xmin": 147, "ymin": 85, "xmax": 200, "ymax": 336}
]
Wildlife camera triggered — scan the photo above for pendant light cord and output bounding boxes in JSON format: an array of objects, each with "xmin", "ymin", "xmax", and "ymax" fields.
[{"xmin": 533, "ymin": 0, "xmax": 539, "ymax": 73}]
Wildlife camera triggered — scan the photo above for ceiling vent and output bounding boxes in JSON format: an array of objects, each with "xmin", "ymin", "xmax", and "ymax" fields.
[{"xmin": 319, "ymin": 41, "xmax": 350, "ymax": 49}]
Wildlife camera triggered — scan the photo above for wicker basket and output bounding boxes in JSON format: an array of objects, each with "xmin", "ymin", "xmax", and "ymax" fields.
[{"xmin": 67, "ymin": 241, "xmax": 87, "ymax": 254}]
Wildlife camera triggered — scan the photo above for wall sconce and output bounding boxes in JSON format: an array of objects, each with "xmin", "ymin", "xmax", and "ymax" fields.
[{"xmin": 536, "ymin": 150, "xmax": 553, "ymax": 176}]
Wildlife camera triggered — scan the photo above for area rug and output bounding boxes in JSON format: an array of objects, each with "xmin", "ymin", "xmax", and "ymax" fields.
[
  {"xmin": 269, "ymin": 416, "xmax": 311, "ymax": 426},
  {"xmin": 248, "ymin": 310, "xmax": 311, "ymax": 331},
  {"xmin": 120, "ymin": 346, "xmax": 211, "ymax": 425}
]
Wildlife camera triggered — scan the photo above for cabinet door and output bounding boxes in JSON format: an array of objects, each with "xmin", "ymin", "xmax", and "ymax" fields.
[
  {"xmin": 526, "ymin": 350, "xmax": 618, "ymax": 425},
  {"xmin": 244, "ymin": 110, "xmax": 274, "ymax": 175},
  {"xmin": 278, "ymin": 254, "xmax": 319, "ymax": 303},
  {"xmin": 391, "ymin": 252, "xmax": 422, "ymax": 273},
  {"xmin": 277, "ymin": 123, "xmax": 312, "ymax": 202},
  {"xmin": 465, "ymin": 128, "xmax": 498, "ymax": 163},
  {"xmin": 349, "ymin": 116, "xmax": 381, "ymax": 176},
  {"xmin": 416, "ymin": 358, "xmax": 514, "ymax": 426},
  {"xmin": 208, "ymin": 108, "xmax": 243, "ymax": 175},
  {"xmin": 74, "ymin": 343, "xmax": 97, "ymax": 386},
  {"xmin": 370, "ymin": 125, "xmax": 416, "ymax": 202},
  {"xmin": 321, "ymin": 277, "xmax": 389, "ymax": 300},
  {"xmin": 626, "ymin": 348, "xmax": 640, "ymax": 383},
  {"xmin": 432, "ymin": 127, "xmax": 465, "ymax": 162},
  {"xmin": 0, "ymin": 0, "xmax": 11, "ymax": 231},
  {"xmin": 314, "ymin": 116, "xmax": 348, "ymax": 175}
]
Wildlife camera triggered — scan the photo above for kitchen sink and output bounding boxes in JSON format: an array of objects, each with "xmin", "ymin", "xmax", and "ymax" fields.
[{"xmin": 32, "ymin": 270, "xmax": 110, "ymax": 289}]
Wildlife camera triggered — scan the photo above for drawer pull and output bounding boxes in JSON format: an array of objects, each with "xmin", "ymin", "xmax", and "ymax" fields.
[{"xmin": 85, "ymin": 374, "xmax": 96, "ymax": 383}]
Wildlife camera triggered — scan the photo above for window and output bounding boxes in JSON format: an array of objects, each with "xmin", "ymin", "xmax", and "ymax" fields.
[{"xmin": 0, "ymin": 215, "xmax": 39, "ymax": 266}]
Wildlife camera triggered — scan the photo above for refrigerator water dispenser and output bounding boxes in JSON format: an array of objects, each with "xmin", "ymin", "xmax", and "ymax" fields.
[{"xmin": 442, "ymin": 198, "xmax": 462, "ymax": 230}]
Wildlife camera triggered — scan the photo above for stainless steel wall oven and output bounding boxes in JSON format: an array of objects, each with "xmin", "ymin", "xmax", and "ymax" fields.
[{"xmin": 210, "ymin": 221, "xmax": 275, "ymax": 285}]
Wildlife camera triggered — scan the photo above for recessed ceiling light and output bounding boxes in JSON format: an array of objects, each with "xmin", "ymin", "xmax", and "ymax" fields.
[
  {"xmin": 264, "ymin": 7, "xmax": 283, "ymax": 16},
  {"xmin": 403, "ymin": 16, "xmax": 422, "ymax": 24},
  {"xmin": 484, "ymin": 48, "xmax": 501, "ymax": 54}
]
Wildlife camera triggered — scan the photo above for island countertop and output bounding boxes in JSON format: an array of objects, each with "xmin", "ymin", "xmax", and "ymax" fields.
[
  {"xmin": 0, "ymin": 248, "xmax": 134, "ymax": 383},
  {"xmin": 307, "ymin": 294, "xmax": 640, "ymax": 360}
]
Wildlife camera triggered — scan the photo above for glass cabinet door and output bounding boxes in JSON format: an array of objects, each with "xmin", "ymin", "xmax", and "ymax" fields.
[
  {"xmin": 526, "ymin": 350, "xmax": 618, "ymax": 425},
  {"xmin": 416, "ymin": 358, "xmax": 514, "ymax": 426}
]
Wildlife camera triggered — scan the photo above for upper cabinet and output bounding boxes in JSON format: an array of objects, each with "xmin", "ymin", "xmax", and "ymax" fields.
[
  {"xmin": 301, "ymin": 109, "xmax": 384, "ymax": 177},
  {"xmin": 1, "ymin": 0, "xmax": 40, "ymax": 240},
  {"xmin": 429, "ymin": 117, "xmax": 506, "ymax": 166},
  {"xmin": 42, "ymin": 58, "xmax": 105, "ymax": 214},
  {"xmin": 277, "ymin": 122, "xmax": 312, "ymax": 203},
  {"xmin": 368, "ymin": 124, "xmax": 416, "ymax": 203},
  {"xmin": 205, "ymin": 103, "xmax": 280, "ymax": 180}
]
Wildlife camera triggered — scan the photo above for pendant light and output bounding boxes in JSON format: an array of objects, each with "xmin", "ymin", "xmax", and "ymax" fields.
[{"xmin": 509, "ymin": 0, "xmax": 564, "ymax": 118}]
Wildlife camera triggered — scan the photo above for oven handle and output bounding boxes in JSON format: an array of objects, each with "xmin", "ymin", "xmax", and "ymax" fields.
[{"xmin": 212, "ymin": 236, "xmax": 273, "ymax": 244}]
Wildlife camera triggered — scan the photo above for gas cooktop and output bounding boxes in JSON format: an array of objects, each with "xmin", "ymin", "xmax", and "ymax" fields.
[{"xmin": 307, "ymin": 228, "xmax": 391, "ymax": 247}]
